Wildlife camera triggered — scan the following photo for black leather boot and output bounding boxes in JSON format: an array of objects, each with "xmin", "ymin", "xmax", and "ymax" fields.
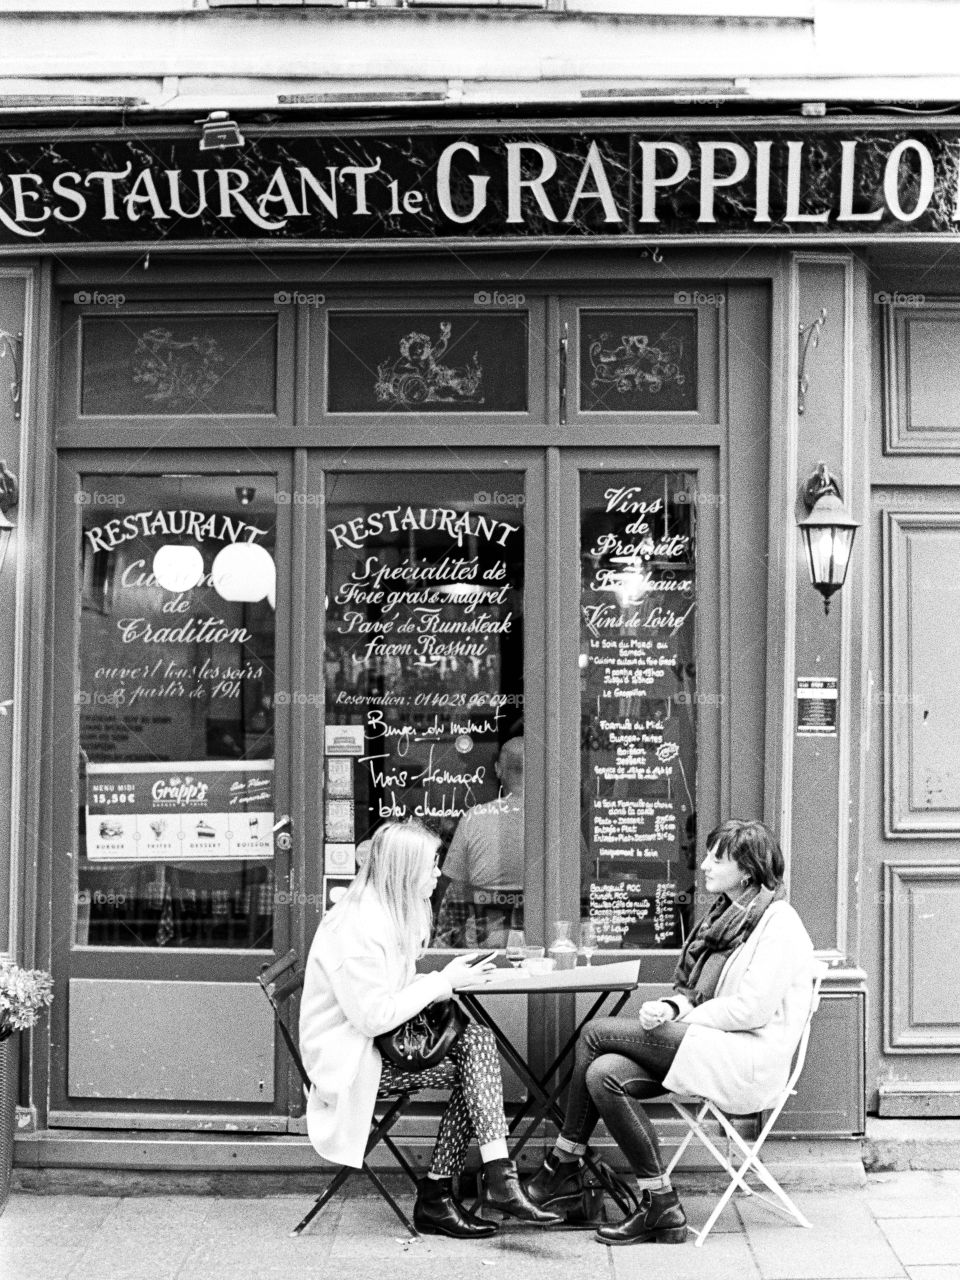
[
  {"xmin": 595, "ymin": 1187, "xmax": 688, "ymax": 1245},
  {"xmin": 413, "ymin": 1176, "xmax": 499, "ymax": 1239},
  {"xmin": 482, "ymin": 1158, "xmax": 564, "ymax": 1225},
  {"xmin": 525, "ymin": 1154, "xmax": 587, "ymax": 1212}
]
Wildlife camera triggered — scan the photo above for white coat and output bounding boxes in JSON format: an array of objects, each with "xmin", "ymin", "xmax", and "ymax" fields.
[
  {"xmin": 661, "ymin": 901, "xmax": 818, "ymax": 1115},
  {"xmin": 298, "ymin": 889, "xmax": 454, "ymax": 1169}
]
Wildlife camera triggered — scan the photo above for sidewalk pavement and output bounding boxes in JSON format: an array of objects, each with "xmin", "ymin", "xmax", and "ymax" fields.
[{"xmin": 2, "ymin": 1171, "xmax": 960, "ymax": 1280}]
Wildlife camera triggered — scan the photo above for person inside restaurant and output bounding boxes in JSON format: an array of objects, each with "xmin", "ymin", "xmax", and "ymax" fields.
[{"xmin": 525, "ymin": 818, "xmax": 816, "ymax": 1246}]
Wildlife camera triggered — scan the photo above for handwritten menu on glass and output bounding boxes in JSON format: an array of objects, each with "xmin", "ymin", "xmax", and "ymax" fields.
[
  {"xmin": 580, "ymin": 473, "xmax": 698, "ymax": 950},
  {"xmin": 324, "ymin": 476, "xmax": 525, "ymax": 863}
]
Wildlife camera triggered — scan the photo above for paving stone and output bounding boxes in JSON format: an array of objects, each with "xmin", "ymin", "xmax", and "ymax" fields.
[
  {"xmin": 904, "ymin": 1268, "xmax": 960, "ymax": 1280},
  {"xmin": 608, "ymin": 1232, "xmax": 761, "ymax": 1280},
  {"xmin": 738, "ymin": 1192, "xmax": 907, "ymax": 1279},
  {"xmin": 879, "ymin": 1218, "xmax": 960, "ymax": 1268},
  {"xmin": 0, "ymin": 1244, "xmax": 84, "ymax": 1280},
  {"xmin": 868, "ymin": 1174, "xmax": 960, "ymax": 1219}
]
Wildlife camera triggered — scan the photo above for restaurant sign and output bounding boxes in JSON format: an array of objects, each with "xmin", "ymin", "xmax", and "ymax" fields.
[{"xmin": 2, "ymin": 127, "xmax": 960, "ymax": 245}]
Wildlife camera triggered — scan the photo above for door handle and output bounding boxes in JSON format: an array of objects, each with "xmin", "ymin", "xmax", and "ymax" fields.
[
  {"xmin": 559, "ymin": 320, "xmax": 569, "ymax": 426},
  {"xmin": 273, "ymin": 814, "xmax": 293, "ymax": 851}
]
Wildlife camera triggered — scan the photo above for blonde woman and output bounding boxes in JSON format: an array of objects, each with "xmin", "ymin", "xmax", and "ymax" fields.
[{"xmin": 299, "ymin": 818, "xmax": 561, "ymax": 1238}]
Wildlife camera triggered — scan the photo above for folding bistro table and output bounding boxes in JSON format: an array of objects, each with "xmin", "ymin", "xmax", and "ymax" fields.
[{"xmin": 457, "ymin": 958, "xmax": 642, "ymax": 1218}]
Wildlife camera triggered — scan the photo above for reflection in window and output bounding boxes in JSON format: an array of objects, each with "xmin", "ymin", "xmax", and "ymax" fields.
[
  {"xmin": 323, "ymin": 475, "xmax": 525, "ymax": 946},
  {"xmin": 75, "ymin": 476, "xmax": 277, "ymax": 949},
  {"xmin": 580, "ymin": 472, "xmax": 697, "ymax": 949}
]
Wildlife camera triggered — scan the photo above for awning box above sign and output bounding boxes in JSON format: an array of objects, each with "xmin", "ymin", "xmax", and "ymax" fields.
[{"xmin": 3, "ymin": 125, "xmax": 960, "ymax": 247}]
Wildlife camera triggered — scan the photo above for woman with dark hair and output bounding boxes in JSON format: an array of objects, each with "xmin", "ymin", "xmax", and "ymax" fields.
[{"xmin": 526, "ymin": 818, "xmax": 815, "ymax": 1246}]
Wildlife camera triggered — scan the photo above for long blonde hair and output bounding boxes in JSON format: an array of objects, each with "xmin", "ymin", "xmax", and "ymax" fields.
[{"xmin": 331, "ymin": 819, "xmax": 437, "ymax": 965}]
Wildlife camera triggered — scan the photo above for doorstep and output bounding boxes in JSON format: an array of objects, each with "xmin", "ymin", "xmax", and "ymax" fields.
[
  {"xmin": 863, "ymin": 1116, "xmax": 960, "ymax": 1171},
  {"xmin": 12, "ymin": 1126, "xmax": 867, "ymax": 1195}
]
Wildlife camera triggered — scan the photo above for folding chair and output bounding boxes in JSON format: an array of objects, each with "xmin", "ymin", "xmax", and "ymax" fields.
[
  {"xmin": 664, "ymin": 961, "xmax": 828, "ymax": 1247},
  {"xmin": 258, "ymin": 949, "xmax": 422, "ymax": 1238}
]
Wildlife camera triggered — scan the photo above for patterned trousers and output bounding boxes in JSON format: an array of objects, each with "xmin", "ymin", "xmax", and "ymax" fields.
[{"xmin": 378, "ymin": 1021, "xmax": 509, "ymax": 1177}]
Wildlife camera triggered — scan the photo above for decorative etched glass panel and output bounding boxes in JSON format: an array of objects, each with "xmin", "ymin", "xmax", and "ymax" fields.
[
  {"xmin": 80, "ymin": 314, "xmax": 279, "ymax": 416},
  {"xmin": 327, "ymin": 312, "xmax": 529, "ymax": 413},
  {"xmin": 578, "ymin": 311, "xmax": 697, "ymax": 413},
  {"xmin": 75, "ymin": 475, "xmax": 277, "ymax": 948},
  {"xmin": 580, "ymin": 471, "xmax": 697, "ymax": 950},
  {"xmin": 324, "ymin": 474, "xmax": 525, "ymax": 947}
]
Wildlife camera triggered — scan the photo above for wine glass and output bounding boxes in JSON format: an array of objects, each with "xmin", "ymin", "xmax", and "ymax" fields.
[
  {"xmin": 579, "ymin": 921, "xmax": 599, "ymax": 967},
  {"xmin": 506, "ymin": 929, "xmax": 526, "ymax": 968}
]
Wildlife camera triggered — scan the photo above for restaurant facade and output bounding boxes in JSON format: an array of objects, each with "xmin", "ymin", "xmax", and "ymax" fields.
[{"xmin": 2, "ymin": 0, "xmax": 959, "ymax": 1181}]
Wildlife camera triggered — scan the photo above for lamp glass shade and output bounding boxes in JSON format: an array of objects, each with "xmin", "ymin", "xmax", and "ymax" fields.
[
  {"xmin": 211, "ymin": 542, "xmax": 275, "ymax": 603},
  {"xmin": 152, "ymin": 544, "xmax": 204, "ymax": 594},
  {"xmin": 800, "ymin": 523, "xmax": 857, "ymax": 597}
]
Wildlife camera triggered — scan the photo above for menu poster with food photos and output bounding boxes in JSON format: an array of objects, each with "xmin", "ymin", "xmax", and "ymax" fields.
[{"xmin": 85, "ymin": 760, "xmax": 274, "ymax": 861}]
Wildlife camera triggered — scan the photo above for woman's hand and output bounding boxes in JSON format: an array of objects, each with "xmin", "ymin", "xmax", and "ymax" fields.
[
  {"xmin": 639, "ymin": 999, "xmax": 676, "ymax": 1030},
  {"xmin": 443, "ymin": 952, "xmax": 498, "ymax": 990}
]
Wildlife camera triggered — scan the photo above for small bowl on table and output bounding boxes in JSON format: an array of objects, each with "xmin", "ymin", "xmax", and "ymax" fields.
[{"xmin": 523, "ymin": 955, "xmax": 556, "ymax": 975}]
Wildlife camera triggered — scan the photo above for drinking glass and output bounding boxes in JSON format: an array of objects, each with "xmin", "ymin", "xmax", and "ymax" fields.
[
  {"xmin": 506, "ymin": 929, "xmax": 526, "ymax": 968},
  {"xmin": 579, "ymin": 920, "xmax": 599, "ymax": 967}
]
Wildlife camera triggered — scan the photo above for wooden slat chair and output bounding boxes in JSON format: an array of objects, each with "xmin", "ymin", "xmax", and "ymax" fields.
[
  {"xmin": 663, "ymin": 961, "xmax": 828, "ymax": 1247},
  {"xmin": 258, "ymin": 949, "xmax": 421, "ymax": 1238}
]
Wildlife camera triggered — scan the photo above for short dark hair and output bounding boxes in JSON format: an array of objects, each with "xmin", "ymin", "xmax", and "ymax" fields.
[{"xmin": 705, "ymin": 818, "xmax": 784, "ymax": 890}]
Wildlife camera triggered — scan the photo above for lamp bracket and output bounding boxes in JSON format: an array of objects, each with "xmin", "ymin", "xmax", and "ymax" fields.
[
  {"xmin": 0, "ymin": 459, "xmax": 17, "ymax": 516},
  {"xmin": 802, "ymin": 461, "xmax": 842, "ymax": 511},
  {"xmin": 797, "ymin": 307, "xmax": 828, "ymax": 417},
  {"xmin": 0, "ymin": 329, "xmax": 22, "ymax": 420}
]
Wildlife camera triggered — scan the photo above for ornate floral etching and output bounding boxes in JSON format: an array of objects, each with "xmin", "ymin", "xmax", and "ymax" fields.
[
  {"xmin": 587, "ymin": 330, "xmax": 686, "ymax": 398},
  {"xmin": 375, "ymin": 323, "xmax": 483, "ymax": 408},
  {"xmin": 131, "ymin": 328, "xmax": 225, "ymax": 411}
]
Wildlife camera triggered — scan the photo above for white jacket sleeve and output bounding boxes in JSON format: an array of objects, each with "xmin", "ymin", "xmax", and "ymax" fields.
[
  {"xmin": 325, "ymin": 944, "xmax": 454, "ymax": 1039},
  {"xmin": 679, "ymin": 910, "xmax": 812, "ymax": 1032}
]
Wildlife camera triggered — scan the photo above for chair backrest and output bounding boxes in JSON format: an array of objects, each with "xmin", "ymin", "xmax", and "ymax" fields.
[
  {"xmin": 781, "ymin": 960, "xmax": 828, "ymax": 1097},
  {"xmin": 258, "ymin": 948, "xmax": 310, "ymax": 1091}
]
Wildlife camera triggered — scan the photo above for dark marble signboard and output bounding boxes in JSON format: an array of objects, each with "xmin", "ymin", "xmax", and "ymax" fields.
[
  {"xmin": 580, "ymin": 472, "xmax": 698, "ymax": 950},
  {"xmin": 4, "ymin": 128, "xmax": 960, "ymax": 246}
]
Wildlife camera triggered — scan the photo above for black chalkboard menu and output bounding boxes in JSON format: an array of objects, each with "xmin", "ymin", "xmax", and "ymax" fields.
[
  {"xmin": 323, "ymin": 473, "xmax": 525, "ymax": 906},
  {"xmin": 580, "ymin": 472, "xmax": 698, "ymax": 950}
]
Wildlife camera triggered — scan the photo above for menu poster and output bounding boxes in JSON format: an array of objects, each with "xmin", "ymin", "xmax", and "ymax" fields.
[
  {"xmin": 580, "ymin": 474, "xmax": 698, "ymax": 949},
  {"xmin": 85, "ymin": 759, "xmax": 274, "ymax": 861},
  {"xmin": 796, "ymin": 677, "xmax": 838, "ymax": 736},
  {"xmin": 324, "ymin": 481, "xmax": 525, "ymax": 844}
]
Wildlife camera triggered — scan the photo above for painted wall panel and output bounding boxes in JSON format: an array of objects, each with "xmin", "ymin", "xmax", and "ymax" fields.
[{"xmin": 885, "ymin": 864, "xmax": 960, "ymax": 1051}]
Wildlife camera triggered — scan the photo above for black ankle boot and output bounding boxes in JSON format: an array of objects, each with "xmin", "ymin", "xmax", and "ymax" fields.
[
  {"xmin": 595, "ymin": 1187, "xmax": 688, "ymax": 1245},
  {"xmin": 413, "ymin": 1176, "xmax": 499, "ymax": 1239},
  {"xmin": 483, "ymin": 1158, "xmax": 564, "ymax": 1225},
  {"xmin": 525, "ymin": 1154, "xmax": 587, "ymax": 1212}
]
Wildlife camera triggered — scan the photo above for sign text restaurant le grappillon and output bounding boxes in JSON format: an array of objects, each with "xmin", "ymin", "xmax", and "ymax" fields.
[{"xmin": 0, "ymin": 128, "xmax": 959, "ymax": 244}]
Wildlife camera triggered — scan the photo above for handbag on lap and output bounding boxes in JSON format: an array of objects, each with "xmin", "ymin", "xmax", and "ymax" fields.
[{"xmin": 375, "ymin": 1000, "xmax": 467, "ymax": 1072}]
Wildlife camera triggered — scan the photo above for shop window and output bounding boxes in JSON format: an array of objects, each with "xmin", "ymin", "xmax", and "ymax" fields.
[
  {"xmin": 326, "ymin": 311, "xmax": 529, "ymax": 413},
  {"xmin": 578, "ymin": 310, "xmax": 697, "ymax": 413},
  {"xmin": 580, "ymin": 470, "xmax": 697, "ymax": 949},
  {"xmin": 74, "ymin": 475, "xmax": 277, "ymax": 949},
  {"xmin": 324, "ymin": 473, "xmax": 525, "ymax": 946},
  {"xmin": 79, "ymin": 313, "xmax": 279, "ymax": 417}
]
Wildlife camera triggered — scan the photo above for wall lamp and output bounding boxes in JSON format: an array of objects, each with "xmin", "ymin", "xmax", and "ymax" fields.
[
  {"xmin": 197, "ymin": 111, "xmax": 245, "ymax": 153},
  {"xmin": 0, "ymin": 460, "xmax": 18, "ymax": 575},
  {"xmin": 797, "ymin": 462, "xmax": 860, "ymax": 615}
]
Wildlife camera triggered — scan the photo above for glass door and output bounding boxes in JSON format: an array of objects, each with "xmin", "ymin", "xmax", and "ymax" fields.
[
  {"xmin": 303, "ymin": 451, "xmax": 546, "ymax": 953},
  {"xmin": 556, "ymin": 449, "xmax": 722, "ymax": 983},
  {"xmin": 50, "ymin": 452, "xmax": 294, "ymax": 1123}
]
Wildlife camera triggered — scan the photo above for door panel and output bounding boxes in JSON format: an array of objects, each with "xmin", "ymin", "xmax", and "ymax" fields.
[{"xmin": 51, "ymin": 452, "xmax": 294, "ymax": 1121}]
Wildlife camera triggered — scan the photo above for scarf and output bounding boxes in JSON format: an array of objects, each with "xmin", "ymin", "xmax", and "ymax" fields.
[{"xmin": 673, "ymin": 882, "xmax": 786, "ymax": 1007}]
